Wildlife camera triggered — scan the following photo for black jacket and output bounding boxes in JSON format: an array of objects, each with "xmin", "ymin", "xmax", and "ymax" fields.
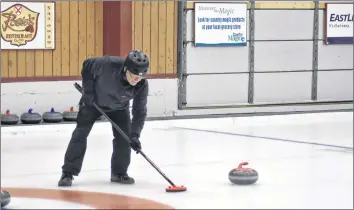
[{"xmin": 81, "ymin": 55, "xmax": 149, "ymax": 138}]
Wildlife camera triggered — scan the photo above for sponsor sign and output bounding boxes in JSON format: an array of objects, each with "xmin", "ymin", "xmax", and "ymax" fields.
[{"xmin": 1, "ymin": 2, "xmax": 55, "ymax": 49}]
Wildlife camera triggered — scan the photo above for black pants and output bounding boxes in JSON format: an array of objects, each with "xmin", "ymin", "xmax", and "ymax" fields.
[{"xmin": 61, "ymin": 103, "xmax": 131, "ymax": 176}]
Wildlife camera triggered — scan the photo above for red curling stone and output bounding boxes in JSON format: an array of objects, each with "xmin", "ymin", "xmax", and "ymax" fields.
[{"xmin": 228, "ymin": 161, "xmax": 258, "ymax": 185}]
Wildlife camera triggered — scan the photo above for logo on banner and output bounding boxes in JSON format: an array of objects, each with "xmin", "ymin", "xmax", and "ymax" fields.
[
  {"xmin": 1, "ymin": 4, "xmax": 39, "ymax": 47},
  {"xmin": 325, "ymin": 3, "xmax": 353, "ymax": 44}
]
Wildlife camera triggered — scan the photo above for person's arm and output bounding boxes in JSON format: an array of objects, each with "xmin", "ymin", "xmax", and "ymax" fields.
[
  {"xmin": 80, "ymin": 57, "xmax": 104, "ymax": 106},
  {"xmin": 131, "ymin": 80, "xmax": 149, "ymax": 138},
  {"xmin": 81, "ymin": 57, "xmax": 101, "ymax": 94}
]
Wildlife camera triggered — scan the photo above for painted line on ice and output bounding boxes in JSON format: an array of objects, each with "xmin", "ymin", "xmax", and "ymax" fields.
[{"xmin": 171, "ymin": 127, "xmax": 353, "ymax": 150}]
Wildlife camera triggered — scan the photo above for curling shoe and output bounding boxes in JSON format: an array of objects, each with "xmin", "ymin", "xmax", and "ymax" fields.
[
  {"xmin": 111, "ymin": 173, "xmax": 135, "ymax": 184},
  {"xmin": 58, "ymin": 172, "xmax": 74, "ymax": 187}
]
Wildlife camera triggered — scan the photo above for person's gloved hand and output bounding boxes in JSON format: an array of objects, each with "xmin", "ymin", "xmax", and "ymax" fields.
[
  {"xmin": 130, "ymin": 136, "xmax": 142, "ymax": 153},
  {"xmin": 82, "ymin": 92, "xmax": 95, "ymax": 107}
]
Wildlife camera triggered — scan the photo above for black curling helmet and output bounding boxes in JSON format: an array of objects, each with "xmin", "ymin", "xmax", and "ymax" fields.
[{"xmin": 124, "ymin": 50, "xmax": 149, "ymax": 77}]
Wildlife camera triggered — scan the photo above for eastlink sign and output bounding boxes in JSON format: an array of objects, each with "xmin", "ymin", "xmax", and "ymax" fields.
[{"xmin": 325, "ymin": 3, "xmax": 353, "ymax": 44}]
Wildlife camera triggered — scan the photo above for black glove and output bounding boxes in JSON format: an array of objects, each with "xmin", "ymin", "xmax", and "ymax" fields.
[{"xmin": 130, "ymin": 136, "xmax": 141, "ymax": 153}]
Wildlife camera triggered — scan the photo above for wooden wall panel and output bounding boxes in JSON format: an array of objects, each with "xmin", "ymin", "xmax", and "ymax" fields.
[
  {"xmin": 8, "ymin": 51, "xmax": 17, "ymax": 78},
  {"xmin": 78, "ymin": 2, "xmax": 87, "ymax": 74},
  {"xmin": 95, "ymin": 2, "xmax": 103, "ymax": 59},
  {"xmin": 1, "ymin": 51, "xmax": 9, "ymax": 78},
  {"xmin": 17, "ymin": 51, "xmax": 26, "ymax": 77},
  {"xmin": 86, "ymin": 2, "xmax": 96, "ymax": 58},
  {"xmin": 52, "ymin": 2, "xmax": 62, "ymax": 77},
  {"xmin": 158, "ymin": 2, "xmax": 166, "ymax": 75},
  {"xmin": 165, "ymin": 2, "xmax": 175, "ymax": 75},
  {"xmin": 1, "ymin": 1, "xmax": 103, "ymax": 81},
  {"xmin": 69, "ymin": 1, "xmax": 79, "ymax": 76},
  {"xmin": 150, "ymin": 2, "xmax": 159, "ymax": 77},
  {"xmin": 132, "ymin": 1, "xmax": 178, "ymax": 77},
  {"xmin": 26, "ymin": 50, "xmax": 35, "ymax": 77},
  {"xmin": 102, "ymin": 1, "xmax": 132, "ymax": 57}
]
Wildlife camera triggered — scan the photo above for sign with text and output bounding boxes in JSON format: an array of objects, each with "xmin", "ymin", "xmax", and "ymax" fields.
[
  {"xmin": 325, "ymin": 3, "xmax": 353, "ymax": 45},
  {"xmin": 1, "ymin": 2, "xmax": 55, "ymax": 49},
  {"xmin": 194, "ymin": 2, "xmax": 247, "ymax": 47}
]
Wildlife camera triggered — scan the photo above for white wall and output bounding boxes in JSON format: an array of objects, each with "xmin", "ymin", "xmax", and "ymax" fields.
[
  {"xmin": 1, "ymin": 79, "xmax": 351, "ymax": 120},
  {"xmin": 182, "ymin": 5, "xmax": 353, "ymax": 108}
]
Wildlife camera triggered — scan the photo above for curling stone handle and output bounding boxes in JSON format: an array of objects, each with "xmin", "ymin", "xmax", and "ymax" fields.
[
  {"xmin": 234, "ymin": 161, "xmax": 253, "ymax": 172},
  {"xmin": 237, "ymin": 161, "xmax": 249, "ymax": 169}
]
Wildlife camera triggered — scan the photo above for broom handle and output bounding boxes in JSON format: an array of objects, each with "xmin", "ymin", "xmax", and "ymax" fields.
[{"xmin": 73, "ymin": 83, "xmax": 176, "ymax": 187}]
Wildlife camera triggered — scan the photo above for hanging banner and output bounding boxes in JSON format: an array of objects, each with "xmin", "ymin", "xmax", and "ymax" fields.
[
  {"xmin": 1, "ymin": 2, "xmax": 55, "ymax": 49},
  {"xmin": 194, "ymin": 2, "xmax": 247, "ymax": 47},
  {"xmin": 325, "ymin": 3, "xmax": 353, "ymax": 45}
]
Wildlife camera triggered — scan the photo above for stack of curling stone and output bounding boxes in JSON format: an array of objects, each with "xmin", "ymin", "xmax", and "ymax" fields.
[
  {"xmin": 42, "ymin": 107, "xmax": 63, "ymax": 123},
  {"xmin": 1, "ymin": 189, "xmax": 11, "ymax": 208},
  {"xmin": 228, "ymin": 161, "xmax": 258, "ymax": 185},
  {"xmin": 20, "ymin": 108, "xmax": 42, "ymax": 124},
  {"xmin": 62, "ymin": 106, "xmax": 78, "ymax": 121},
  {"xmin": 1, "ymin": 110, "xmax": 19, "ymax": 125}
]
